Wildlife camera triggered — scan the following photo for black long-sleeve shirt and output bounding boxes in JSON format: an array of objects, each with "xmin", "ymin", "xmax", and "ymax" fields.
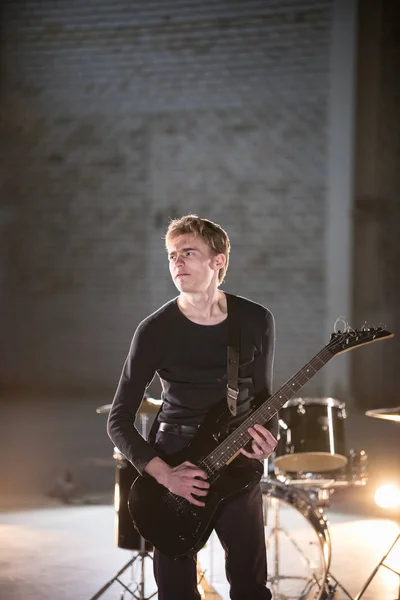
[{"xmin": 107, "ymin": 293, "xmax": 278, "ymax": 475}]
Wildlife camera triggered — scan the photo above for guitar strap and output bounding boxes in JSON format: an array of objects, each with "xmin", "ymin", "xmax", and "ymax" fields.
[{"xmin": 226, "ymin": 294, "xmax": 241, "ymax": 417}]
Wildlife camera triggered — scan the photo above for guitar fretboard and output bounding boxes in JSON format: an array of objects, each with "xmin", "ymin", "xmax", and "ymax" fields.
[{"xmin": 200, "ymin": 346, "xmax": 333, "ymax": 476}]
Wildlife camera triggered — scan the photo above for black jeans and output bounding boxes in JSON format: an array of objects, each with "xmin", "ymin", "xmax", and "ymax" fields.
[{"xmin": 152, "ymin": 430, "xmax": 272, "ymax": 600}]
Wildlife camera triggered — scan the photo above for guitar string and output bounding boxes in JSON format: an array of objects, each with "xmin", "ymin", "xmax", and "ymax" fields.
[
  {"xmin": 165, "ymin": 350, "xmax": 328, "ymax": 510},
  {"xmin": 199, "ymin": 339, "xmax": 351, "ymax": 471},
  {"xmin": 201, "ymin": 350, "xmax": 329, "ymax": 471},
  {"xmin": 164, "ymin": 333, "xmax": 373, "ymax": 511},
  {"xmin": 200, "ymin": 353, "xmax": 325, "ymax": 468},
  {"xmin": 163, "ymin": 348, "xmax": 329, "ymax": 511},
  {"xmin": 165, "ymin": 343, "xmax": 338, "ymax": 511}
]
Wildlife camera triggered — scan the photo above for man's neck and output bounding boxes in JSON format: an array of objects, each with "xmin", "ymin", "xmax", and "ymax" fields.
[{"xmin": 177, "ymin": 290, "xmax": 227, "ymax": 325}]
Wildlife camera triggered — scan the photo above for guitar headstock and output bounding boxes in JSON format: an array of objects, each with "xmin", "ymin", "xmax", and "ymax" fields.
[{"xmin": 327, "ymin": 326, "xmax": 394, "ymax": 356}]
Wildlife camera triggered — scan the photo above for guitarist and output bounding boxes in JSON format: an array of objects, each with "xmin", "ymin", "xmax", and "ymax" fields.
[{"xmin": 107, "ymin": 215, "xmax": 278, "ymax": 600}]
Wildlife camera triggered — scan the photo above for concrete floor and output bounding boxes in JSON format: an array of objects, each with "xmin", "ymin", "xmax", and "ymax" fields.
[
  {"xmin": 1, "ymin": 395, "xmax": 399, "ymax": 599},
  {"xmin": 1, "ymin": 489, "xmax": 399, "ymax": 600}
]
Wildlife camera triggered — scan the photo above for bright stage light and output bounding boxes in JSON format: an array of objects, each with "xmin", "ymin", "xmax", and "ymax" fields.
[{"xmin": 374, "ymin": 484, "xmax": 400, "ymax": 509}]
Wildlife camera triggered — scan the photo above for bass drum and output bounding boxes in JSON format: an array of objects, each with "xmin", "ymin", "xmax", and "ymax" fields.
[{"xmin": 261, "ymin": 479, "xmax": 331, "ymax": 600}]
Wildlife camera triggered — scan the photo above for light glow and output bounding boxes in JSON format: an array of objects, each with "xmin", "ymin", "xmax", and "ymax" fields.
[
  {"xmin": 374, "ymin": 484, "xmax": 400, "ymax": 509},
  {"xmin": 114, "ymin": 482, "xmax": 120, "ymax": 511},
  {"xmin": 327, "ymin": 405, "xmax": 334, "ymax": 454}
]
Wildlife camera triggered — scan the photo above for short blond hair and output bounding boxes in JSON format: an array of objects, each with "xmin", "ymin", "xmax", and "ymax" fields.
[{"xmin": 165, "ymin": 215, "xmax": 230, "ymax": 284}]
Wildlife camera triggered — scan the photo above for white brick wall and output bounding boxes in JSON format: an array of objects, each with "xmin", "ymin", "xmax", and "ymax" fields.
[
  {"xmin": 1, "ymin": 0, "xmax": 333, "ymax": 395},
  {"xmin": 1, "ymin": 0, "xmax": 399, "ymax": 496}
]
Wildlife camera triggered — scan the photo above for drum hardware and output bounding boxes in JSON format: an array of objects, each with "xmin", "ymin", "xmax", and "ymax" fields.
[
  {"xmin": 262, "ymin": 440, "xmax": 369, "ymax": 598},
  {"xmin": 315, "ymin": 488, "xmax": 331, "ymax": 508},
  {"xmin": 350, "ymin": 407, "xmax": 400, "ymax": 600},
  {"xmin": 274, "ymin": 449, "xmax": 368, "ymax": 491},
  {"xmin": 90, "ymin": 399, "xmax": 162, "ymax": 600},
  {"xmin": 88, "ymin": 551, "xmax": 155, "ymax": 600},
  {"xmin": 317, "ymin": 574, "xmax": 354, "ymax": 600},
  {"xmin": 319, "ymin": 534, "xmax": 400, "ymax": 600},
  {"xmin": 261, "ymin": 405, "xmax": 399, "ymax": 600},
  {"xmin": 354, "ymin": 532, "xmax": 400, "ymax": 600},
  {"xmin": 261, "ymin": 477, "xmax": 377, "ymax": 600},
  {"xmin": 261, "ymin": 479, "xmax": 331, "ymax": 600}
]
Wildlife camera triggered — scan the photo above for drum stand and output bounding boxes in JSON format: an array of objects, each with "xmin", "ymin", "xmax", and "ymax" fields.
[
  {"xmin": 90, "ymin": 411, "xmax": 156, "ymax": 600},
  {"xmin": 263, "ymin": 493, "xmax": 331, "ymax": 599},
  {"xmin": 321, "ymin": 532, "xmax": 400, "ymax": 600},
  {"xmin": 308, "ymin": 489, "xmax": 399, "ymax": 600},
  {"xmin": 354, "ymin": 532, "xmax": 400, "ymax": 600},
  {"xmin": 89, "ymin": 538, "xmax": 155, "ymax": 600},
  {"xmin": 262, "ymin": 482, "xmax": 399, "ymax": 600}
]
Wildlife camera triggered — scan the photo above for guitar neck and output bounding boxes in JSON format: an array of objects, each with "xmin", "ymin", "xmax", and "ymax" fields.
[
  {"xmin": 201, "ymin": 345, "xmax": 334, "ymax": 473},
  {"xmin": 253, "ymin": 346, "xmax": 333, "ymax": 422}
]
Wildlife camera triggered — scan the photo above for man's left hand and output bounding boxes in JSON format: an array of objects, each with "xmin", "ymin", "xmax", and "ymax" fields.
[{"xmin": 240, "ymin": 424, "xmax": 277, "ymax": 460}]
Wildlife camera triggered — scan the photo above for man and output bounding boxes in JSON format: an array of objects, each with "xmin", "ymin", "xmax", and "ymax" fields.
[{"xmin": 107, "ymin": 215, "xmax": 278, "ymax": 600}]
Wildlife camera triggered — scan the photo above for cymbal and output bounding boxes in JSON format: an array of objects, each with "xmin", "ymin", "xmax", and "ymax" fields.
[
  {"xmin": 365, "ymin": 406, "xmax": 400, "ymax": 423},
  {"xmin": 96, "ymin": 398, "xmax": 162, "ymax": 415},
  {"xmin": 96, "ymin": 403, "xmax": 112, "ymax": 414}
]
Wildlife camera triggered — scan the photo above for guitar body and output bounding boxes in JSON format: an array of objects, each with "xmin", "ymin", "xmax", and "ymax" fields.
[{"xmin": 128, "ymin": 399, "xmax": 262, "ymax": 559}]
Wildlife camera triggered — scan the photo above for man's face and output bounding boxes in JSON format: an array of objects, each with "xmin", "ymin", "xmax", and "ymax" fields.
[{"xmin": 167, "ymin": 233, "xmax": 224, "ymax": 293}]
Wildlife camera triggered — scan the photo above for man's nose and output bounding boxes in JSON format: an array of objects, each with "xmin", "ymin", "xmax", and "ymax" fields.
[{"xmin": 175, "ymin": 254, "xmax": 184, "ymax": 266}]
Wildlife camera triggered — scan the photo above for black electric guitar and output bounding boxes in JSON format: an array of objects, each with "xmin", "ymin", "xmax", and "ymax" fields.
[{"xmin": 128, "ymin": 326, "xmax": 393, "ymax": 559}]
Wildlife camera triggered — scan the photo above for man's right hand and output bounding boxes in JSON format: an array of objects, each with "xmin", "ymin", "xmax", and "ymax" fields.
[{"xmin": 144, "ymin": 457, "xmax": 209, "ymax": 507}]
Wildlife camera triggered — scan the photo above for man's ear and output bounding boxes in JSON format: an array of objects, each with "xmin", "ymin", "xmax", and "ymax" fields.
[{"xmin": 215, "ymin": 254, "xmax": 226, "ymax": 268}]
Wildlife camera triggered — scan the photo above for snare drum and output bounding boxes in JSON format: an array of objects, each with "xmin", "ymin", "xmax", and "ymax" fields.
[{"xmin": 275, "ymin": 397, "xmax": 347, "ymax": 473}]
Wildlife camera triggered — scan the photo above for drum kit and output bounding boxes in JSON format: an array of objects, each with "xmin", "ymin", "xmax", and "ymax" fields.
[
  {"xmin": 90, "ymin": 397, "xmax": 162, "ymax": 600},
  {"xmin": 261, "ymin": 397, "xmax": 367, "ymax": 600},
  {"xmin": 90, "ymin": 396, "xmax": 400, "ymax": 600},
  {"xmin": 262, "ymin": 397, "xmax": 400, "ymax": 600}
]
